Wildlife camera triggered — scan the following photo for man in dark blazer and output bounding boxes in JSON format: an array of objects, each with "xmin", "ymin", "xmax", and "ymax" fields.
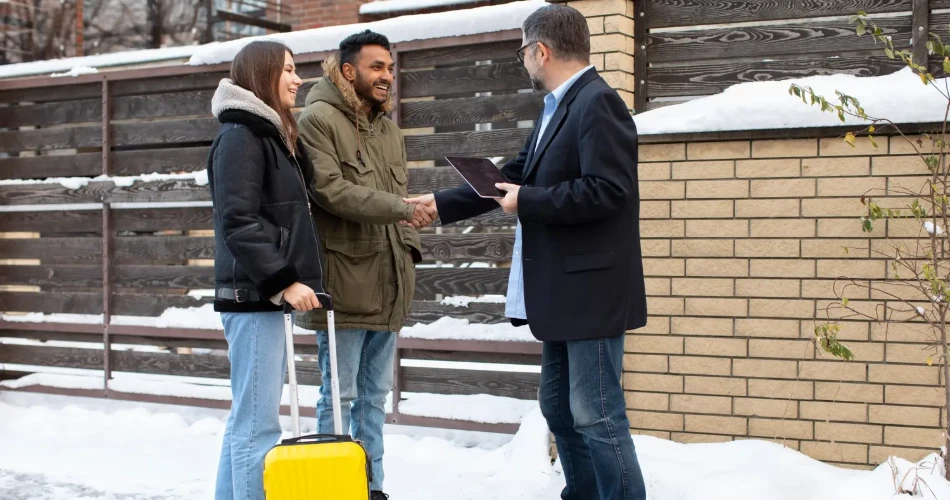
[{"xmin": 406, "ymin": 4, "xmax": 647, "ymax": 500}]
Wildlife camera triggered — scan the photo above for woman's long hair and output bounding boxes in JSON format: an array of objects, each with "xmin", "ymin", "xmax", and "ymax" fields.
[{"xmin": 230, "ymin": 40, "xmax": 299, "ymax": 154}]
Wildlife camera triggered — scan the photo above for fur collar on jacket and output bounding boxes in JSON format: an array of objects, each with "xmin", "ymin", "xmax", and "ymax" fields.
[{"xmin": 211, "ymin": 78, "xmax": 291, "ymax": 149}]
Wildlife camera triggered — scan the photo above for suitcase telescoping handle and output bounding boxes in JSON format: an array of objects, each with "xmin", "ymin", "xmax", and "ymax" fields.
[{"xmin": 282, "ymin": 292, "xmax": 340, "ymax": 439}]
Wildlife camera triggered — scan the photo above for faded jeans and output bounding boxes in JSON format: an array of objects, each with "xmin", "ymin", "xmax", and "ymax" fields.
[
  {"xmin": 314, "ymin": 329, "xmax": 396, "ymax": 492},
  {"xmin": 539, "ymin": 334, "xmax": 648, "ymax": 500},
  {"xmin": 215, "ymin": 310, "xmax": 292, "ymax": 500}
]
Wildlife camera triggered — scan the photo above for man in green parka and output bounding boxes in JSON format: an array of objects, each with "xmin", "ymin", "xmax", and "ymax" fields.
[{"xmin": 295, "ymin": 30, "xmax": 432, "ymax": 499}]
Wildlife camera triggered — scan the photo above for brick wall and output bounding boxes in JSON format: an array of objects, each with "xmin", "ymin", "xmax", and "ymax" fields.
[
  {"xmin": 625, "ymin": 134, "xmax": 948, "ymax": 469},
  {"xmin": 285, "ymin": 0, "xmax": 367, "ymax": 30},
  {"xmin": 568, "ymin": 0, "xmax": 635, "ymax": 111}
]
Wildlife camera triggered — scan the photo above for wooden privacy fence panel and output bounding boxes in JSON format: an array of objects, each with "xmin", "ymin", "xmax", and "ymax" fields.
[
  {"xmin": 0, "ymin": 30, "xmax": 543, "ymax": 433},
  {"xmin": 637, "ymin": 0, "xmax": 948, "ymax": 112}
]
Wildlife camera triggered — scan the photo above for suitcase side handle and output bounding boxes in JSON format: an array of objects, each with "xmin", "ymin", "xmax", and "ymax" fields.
[{"xmin": 281, "ymin": 293, "xmax": 334, "ymax": 314}]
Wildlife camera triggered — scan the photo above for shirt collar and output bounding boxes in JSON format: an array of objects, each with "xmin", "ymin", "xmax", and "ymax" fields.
[{"xmin": 546, "ymin": 65, "xmax": 594, "ymax": 108}]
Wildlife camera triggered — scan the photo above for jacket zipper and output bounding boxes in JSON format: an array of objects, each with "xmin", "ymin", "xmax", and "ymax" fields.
[{"xmin": 291, "ymin": 152, "xmax": 326, "ymax": 292}]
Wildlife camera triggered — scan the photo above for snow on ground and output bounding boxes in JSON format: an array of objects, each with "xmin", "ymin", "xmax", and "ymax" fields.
[
  {"xmin": 634, "ymin": 67, "xmax": 950, "ymax": 135},
  {"xmin": 1, "ymin": 391, "xmax": 948, "ymax": 500}
]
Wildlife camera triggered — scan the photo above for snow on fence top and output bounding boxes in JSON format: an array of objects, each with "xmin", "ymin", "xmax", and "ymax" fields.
[
  {"xmin": 359, "ymin": 0, "xmax": 484, "ymax": 15},
  {"xmin": 0, "ymin": 0, "xmax": 545, "ymax": 80}
]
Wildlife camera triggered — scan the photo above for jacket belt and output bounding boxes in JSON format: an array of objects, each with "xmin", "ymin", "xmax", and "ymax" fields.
[{"xmin": 216, "ymin": 287, "xmax": 263, "ymax": 303}]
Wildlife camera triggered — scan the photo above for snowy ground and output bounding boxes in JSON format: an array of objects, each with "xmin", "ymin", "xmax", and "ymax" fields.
[{"xmin": 1, "ymin": 391, "xmax": 948, "ymax": 500}]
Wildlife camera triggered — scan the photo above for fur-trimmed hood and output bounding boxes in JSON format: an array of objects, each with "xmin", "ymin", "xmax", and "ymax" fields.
[
  {"xmin": 304, "ymin": 53, "xmax": 394, "ymax": 120},
  {"xmin": 211, "ymin": 78, "xmax": 291, "ymax": 149}
]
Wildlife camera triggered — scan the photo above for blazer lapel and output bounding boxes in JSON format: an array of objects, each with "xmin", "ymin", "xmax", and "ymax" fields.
[{"xmin": 522, "ymin": 67, "xmax": 599, "ymax": 182}]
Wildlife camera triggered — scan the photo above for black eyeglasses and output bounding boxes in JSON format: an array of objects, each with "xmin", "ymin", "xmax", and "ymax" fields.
[{"xmin": 516, "ymin": 41, "xmax": 537, "ymax": 63}]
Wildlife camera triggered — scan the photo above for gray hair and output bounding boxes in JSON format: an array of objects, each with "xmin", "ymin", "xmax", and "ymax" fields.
[{"xmin": 522, "ymin": 4, "xmax": 591, "ymax": 63}]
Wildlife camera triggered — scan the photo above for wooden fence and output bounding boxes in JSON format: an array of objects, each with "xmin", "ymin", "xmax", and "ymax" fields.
[
  {"xmin": 0, "ymin": 29, "xmax": 543, "ymax": 433},
  {"xmin": 635, "ymin": 0, "xmax": 950, "ymax": 112}
]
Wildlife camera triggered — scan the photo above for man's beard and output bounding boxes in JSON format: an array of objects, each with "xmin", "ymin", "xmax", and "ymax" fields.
[
  {"xmin": 529, "ymin": 66, "xmax": 545, "ymax": 92},
  {"xmin": 354, "ymin": 70, "xmax": 388, "ymax": 108}
]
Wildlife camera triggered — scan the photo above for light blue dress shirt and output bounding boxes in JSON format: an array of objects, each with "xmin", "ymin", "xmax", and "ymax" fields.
[{"xmin": 505, "ymin": 65, "xmax": 594, "ymax": 320}]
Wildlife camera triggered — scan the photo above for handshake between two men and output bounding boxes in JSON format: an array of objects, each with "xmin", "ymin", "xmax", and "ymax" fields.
[{"xmin": 401, "ymin": 182, "xmax": 522, "ymax": 229}]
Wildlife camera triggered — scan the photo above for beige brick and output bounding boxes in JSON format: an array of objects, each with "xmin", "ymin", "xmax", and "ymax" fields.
[
  {"xmin": 870, "ymin": 405, "xmax": 940, "ymax": 427},
  {"xmin": 839, "ymin": 342, "xmax": 885, "ymax": 364},
  {"xmin": 617, "ymin": 89, "xmax": 634, "ymax": 110},
  {"xmin": 628, "ymin": 410, "xmax": 684, "ymax": 431},
  {"xmin": 685, "ymin": 414, "xmax": 747, "ymax": 435},
  {"xmin": 750, "ymin": 339, "xmax": 815, "ymax": 360},
  {"xmin": 819, "ymin": 219, "xmax": 884, "ymax": 238},
  {"xmin": 884, "ymin": 426, "xmax": 944, "ymax": 447},
  {"xmin": 586, "ymin": 16, "xmax": 605, "ymax": 35},
  {"xmin": 735, "ymin": 199, "xmax": 800, "ymax": 218},
  {"xmin": 625, "ymin": 391, "xmax": 670, "ymax": 411},
  {"xmin": 802, "ymin": 239, "xmax": 869, "ymax": 258},
  {"xmin": 801, "ymin": 279, "xmax": 863, "ymax": 299},
  {"xmin": 884, "ymin": 385, "xmax": 945, "ymax": 406},
  {"xmin": 750, "ymin": 259, "xmax": 816, "ymax": 279},
  {"xmin": 802, "ymin": 157, "xmax": 870, "ymax": 177},
  {"xmin": 801, "ymin": 197, "xmax": 868, "ymax": 217},
  {"xmin": 752, "ymin": 139, "xmax": 818, "ymax": 159},
  {"xmin": 820, "ymin": 136, "xmax": 886, "ymax": 156},
  {"xmin": 640, "ymin": 181, "xmax": 685, "ymax": 199},
  {"xmin": 671, "ymin": 160, "xmax": 734, "ymax": 180},
  {"xmin": 604, "ymin": 14, "xmax": 634, "ymax": 36},
  {"xmin": 624, "ymin": 354, "xmax": 669, "ymax": 373},
  {"xmin": 605, "ymin": 52, "xmax": 635, "ymax": 73},
  {"xmin": 736, "ymin": 319, "xmax": 800, "ymax": 338},
  {"xmin": 801, "ymin": 442, "xmax": 868, "ymax": 463},
  {"xmin": 734, "ymin": 359, "xmax": 798, "ymax": 379},
  {"xmin": 568, "ymin": 0, "xmax": 628, "ymax": 16},
  {"xmin": 750, "ymin": 219, "xmax": 816, "ymax": 238},
  {"xmin": 736, "ymin": 158, "xmax": 801, "ymax": 179},
  {"xmin": 735, "ymin": 239, "xmax": 800, "ymax": 258},
  {"xmin": 748, "ymin": 379, "xmax": 814, "ymax": 400},
  {"xmin": 685, "ymin": 298, "xmax": 749, "ymax": 317},
  {"xmin": 589, "ymin": 33, "xmax": 627, "ymax": 54},
  {"xmin": 671, "ymin": 432, "xmax": 734, "ymax": 444},
  {"xmin": 686, "ymin": 179, "xmax": 750, "ymax": 199},
  {"xmin": 887, "ymin": 218, "xmax": 932, "ymax": 238},
  {"xmin": 885, "ymin": 343, "xmax": 936, "ymax": 364},
  {"xmin": 648, "ymin": 296, "xmax": 685, "ymax": 316},
  {"xmin": 869, "ymin": 445, "xmax": 935, "ymax": 464},
  {"xmin": 638, "ymin": 163, "xmax": 671, "ymax": 181},
  {"xmin": 641, "ymin": 239, "xmax": 671, "ymax": 257},
  {"xmin": 816, "ymin": 260, "xmax": 886, "ymax": 279},
  {"xmin": 888, "ymin": 175, "xmax": 933, "ymax": 196},
  {"xmin": 670, "ymin": 356, "xmax": 732, "ymax": 376},
  {"xmin": 688, "ymin": 141, "xmax": 750, "ymax": 160},
  {"xmin": 641, "ymin": 143, "xmax": 686, "ymax": 162},
  {"xmin": 814, "ymin": 299, "xmax": 883, "ymax": 321},
  {"xmin": 591, "ymin": 53, "xmax": 606, "ymax": 71},
  {"xmin": 751, "ymin": 179, "xmax": 816, "ymax": 198},
  {"xmin": 640, "ymin": 201, "xmax": 671, "ymax": 220},
  {"xmin": 799, "ymin": 361, "xmax": 868, "ymax": 382},
  {"xmin": 671, "ymin": 317, "xmax": 734, "ymax": 337},
  {"xmin": 600, "ymin": 70, "xmax": 636, "ymax": 92},
  {"xmin": 871, "ymin": 323, "xmax": 934, "ymax": 343},
  {"xmin": 802, "ymin": 321, "xmax": 870, "ymax": 341},
  {"xmin": 643, "ymin": 258, "xmax": 685, "ymax": 277},
  {"xmin": 671, "ymin": 200, "xmax": 734, "ymax": 219},
  {"xmin": 630, "ymin": 428, "xmax": 672, "ymax": 439},
  {"xmin": 636, "ymin": 316, "xmax": 671, "ymax": 335},
  {"xmin": 670, "ymin": 394, "xmax": 732, "ymax": 415},
  {"xmin": 641, "ymin": 220, "xmax": 685, "ymax": 238},
  {"xmin": 869, "ymin": 282, "xmax": 929, "ymax": 302},
  {"xmin": 629, "ymin": 335, "xmax": 684, "ymax": 355},
  {"xmin": 685, "ymin": 338, "xmax": 747, "ymax": 357},
  {"xmin": 686, "ymin": 259, "xmax": 748, "ymax": 278},
  {"xmin": 735, "ymin": 279, "xmax": 801, "ymax": 298},
  {"xmin": 672, "ymin": 240, "xmax": 734, "ymax": 258},
  {"xmin": 749, "ymin": 299, "xmax": 815, "ymax": 318},
  {"xmin": 687, "ymin": 219, "xmax": 749, "ymax": 238},
  {"xmin": 816, "ymin": 422, "xmax": 882, "ymax": 444},
  {"xmin": 734, "ymin": 398, "xmax": 798, "ymax": 419},
  {"xmin": 624, "ymin": 372, "xmax": 684, "ymax": 393},
  {"xmin": 685, "ymin": 376, "xmax": 747, "ymax": 396},
  {"xmin": 817, "ymin": 177, "xmax": 886, "ymax": 197},
  {"xmin": 868, "ymin": 364, "xmax": 939, "ymax": 385},
  {"xmin": 645, "ymin": 277, "xmax": 671, "ymax": 295},
  {"xmin": 871, "ymin": 155, "xmax": 935, "ymax": 176},
  {"xmin": 801, "ymin": 401, "xmax": 868, "ymax": 423},
  {"xmin": 815, "ymin": 382, "xmax": 883, "ymax": 403},
  {"xmin": 671, "ymin": 278, "xmax": 734, "ymax": 297},
  {"xmin": 749, "ymin": 418, "xmax": 814, "ymax": 440}
]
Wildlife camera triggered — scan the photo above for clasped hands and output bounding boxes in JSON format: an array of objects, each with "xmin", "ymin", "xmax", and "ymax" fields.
[{"xmin": 403, "ymin": 183, "xmax": 520, "ymax": 229}]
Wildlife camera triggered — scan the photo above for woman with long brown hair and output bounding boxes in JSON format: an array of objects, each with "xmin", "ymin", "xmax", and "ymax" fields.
[{"xmin": 207, "ymin": 40, "xmax": 325, "ymax": 500}]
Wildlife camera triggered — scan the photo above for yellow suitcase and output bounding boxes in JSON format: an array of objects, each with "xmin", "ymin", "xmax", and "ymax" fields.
[{"xmin": 263, "ymin": 295, "xmax": 373, "ymax": 499}]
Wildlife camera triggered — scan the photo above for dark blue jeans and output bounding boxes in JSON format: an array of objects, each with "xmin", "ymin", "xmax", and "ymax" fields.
[{"xmin": 539, "ymin": 334, "xmax": 647, "ymax": 500}]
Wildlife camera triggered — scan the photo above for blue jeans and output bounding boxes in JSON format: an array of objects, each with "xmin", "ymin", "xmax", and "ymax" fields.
[
  {"xmin": 539, "ymin": 334, "xmax": 647, "ymax": 500},
  {"xmin": 315, "ymin": 329, "xmax": 395, "ymax": 492},
  {"xmin": 215, "ymin": 311, "xmax": 292, "ymax": 500}
]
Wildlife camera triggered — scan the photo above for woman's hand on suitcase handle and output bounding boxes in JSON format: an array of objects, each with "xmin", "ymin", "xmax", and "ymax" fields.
[{"xmin": 282, "ymin": 282, "xmax": 322, "ymax": 311}]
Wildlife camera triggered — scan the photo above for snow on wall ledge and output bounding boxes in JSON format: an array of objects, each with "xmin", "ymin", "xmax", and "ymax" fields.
[
  {"xmin": 0, "ymin": 1, "xmax": 545, "ymax": 79},
  {"xmin": 633, "ymin": 67, "xmax": 949, "ymax": 136}
]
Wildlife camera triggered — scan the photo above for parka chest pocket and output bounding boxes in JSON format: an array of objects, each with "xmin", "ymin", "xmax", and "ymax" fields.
[
  {"xmin": 390, "ymin": 163, "xmax": 408, "ymax": 196},
  {"xmin": 341, "ymin": 158, "xmax": 377, "ymax": 189}
]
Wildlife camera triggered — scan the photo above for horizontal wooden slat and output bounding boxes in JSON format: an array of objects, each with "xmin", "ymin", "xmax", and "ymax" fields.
[
  {"xmin": 646, "ymin": 0, "xmax": 911, "ymax": 29},
  {"xmin": 400, "ymin": 40, "xmax": 521, "ymax": 69},
  {"xmin": 934, "ymin": 0, "xmax": 950, "ymax": 8},
  {"xmin": 0, "ymin": 152, "xmax": 101, "ymax": 180},
  {"xmin": 0, "ymin": 210, "xmax": 101, "ymax": 233},
  {"xmin": 113, "ymin": 117, "xmax": 217, "ymax": 147},
  {"xmin": 421, "ymin": 233, "xmax": 513, "ymax": 262},
  {"xmin": 0, "ymin": 265, "xmax": 101, "ymax": 288},
  {"xmin": 401, "ymin": 93, "xmax": 543, "ymax": 129},
  {"xmin": 0, "ymin": 237, "xmax": 100, "ymax": 262},
  {"xmin": 407, "ymin": 300, "xmax": 507, "ymax": 324},
  {"xmin": 110, "ymin": 72, "xmax": 229, "ymax": 96},
  {"xmin": 0, "ymin": 125, "xmax": 101, "ymax": 152},
  {"xmin": 0, "ymin": 291, "xmax": 101, "ymax": 315},
  {"xmin": 1, "ymin": 98, "xmax": 101, "ymax": 127},
  {"xmin": 401, "ymin": 61, "xmax": 532, "ymax": 98},
  {"xmin": 401, "ymin": 349, "xmax": 539, "ymax": 365},
  {"xmin": 406, "ymin": 128, "xmax": 531, "ymax": 162},
  {"xmin": 401, "ymin": 366, "xmax": 538, "ymax": 399},
  {"xmin": 648, "ymin": 17, "xmax": 913, "ymax": 62},
  {"xmin": 104, "ymin": 180, "xmax": 210, "ymax": 204},
  {"xmin": 414, "ymin": 268, "xmax": 508, "ymax": 300},
  {"xmin": 0, "ymin": 344, "xmax": 103, "ymax": 370},
  {"xmin": 114, "ymin": 236, "xmax": 213, "ymax": 260},
  {"xmin": 0, "ymin": 83, "xmax": 101, "ymax": 104},
  {"xmin": 113, "ymin": 294, "xmax": 213, "ymax": 316},
  {"xmin": 113, "ymin": 207, "xmax": 212, "ymax": 232},
  {"xmin": 112, "ymin": 146, "xmax": 210, "ymax": 175},
  {"xmin": 112, "ymin": 89, "xmax": 214, "ymax": 120},
  {"xmin": 115, "ymin": 265, "xmax": 212, "ymax": 289},
  {"xmin": 647, "ymin": 56, "xmax": 908, "ymax": 98}
]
